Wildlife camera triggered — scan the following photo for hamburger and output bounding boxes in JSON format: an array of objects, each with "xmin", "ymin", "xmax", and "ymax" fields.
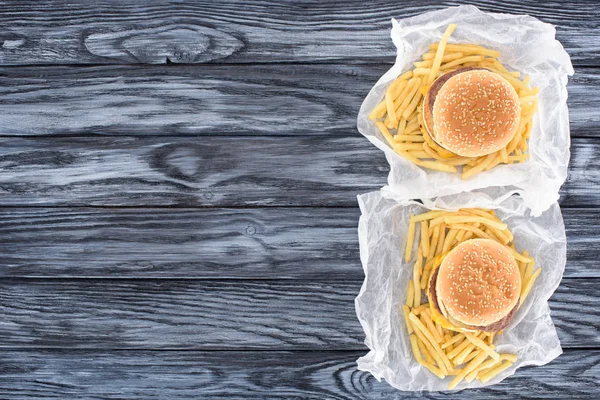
[
  {"xmin": 422, "ymin": 68, "xmax": 521, "ymax": 157},
  {"xmin": 427, "ymin": 238, "xmax": 521, "ymax": 332}
]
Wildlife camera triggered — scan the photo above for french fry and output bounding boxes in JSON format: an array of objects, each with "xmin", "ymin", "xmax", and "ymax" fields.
[
  {"xmin": 409, "ymin": 313, "xmax": 453, "ymax": 372},
  {"xmin": 422, "ymin": 51, "xmax": 465, "ymax": 62},
  {"xmin": 407, "ymin": 150, "xmax": 432, "ymax": 159},
  {"xmin": 487, "ymin": 226, "xmax": 511, "ymax": 245},
  {"xmin": 396, "ymin": 143, "xmax": 425, "ymax": 151},
  {"xmin": 405, "ymin": 216, "xmax": 417, "ymax": 262},
  {"xmin": 429, "ymin": 214, "xmax": 446, "ymax": 228},
  {"xmin": 396, "ymin": 78, "xmax": 422, "ymax": 118},
  {"xmin": 393, "ymin": 78, "xmax": 417, "ymax": 112},
  {"xmin": 414, "ymin": 333, "xmax": 436, "ymax": 365},
  {"xmin": 461, "ymin": 208, "xmax": 496, "ymax": 220},
  {"xmin": 454, "ymin": 342, "xmax": 478, "ymax": 366},
  {"xmin": 410, "ymin": 210, "xmax": 447, "ymax": 222},
  {"xmin": 423, "ymin": 362, "xmax": 447, "ymax": 379},
  {"xmin": 454, "ymin": 229, "xmax": 467, "ymax": 245},
  {"xmin": 405, "ymin": 117, "xmax": 420, "ymax": 133},
  {"xmin": 507, "ymin": 126, "xmax": 523, "ymax": 155},
  {"xmin": 427, "ymin": 24, "xmax": 457, "ymax": 85},
  {"xmin": 462, "ymin": 230, "xmax": 475, "ymax": 241},
  {"xmin": 406, "ymin": 280, "xmax": 414, "ymax": 308},
  {"xmin": 398, "ymin": 70, "xmax": 415, "ymax": 82},
  {"xmin": 448, "ymin": 350, "xmax": 489, "ymax": 389},
  {"xmin": 521, "ymin": 268, "xmax": 542, "ymax": 304},
  {"xmin": 440, "ymin": 55, "xmax": 484, "ymax": 70},
  {"xmin": 385, "ymin": 82, "xmax": 398, "ymax": 127},
  {"xmin": 479, "ymin": 360, "xmax": 514, "ymax": 383},
  {"xmin": 409, "ymin": 333, "xmax": 423, "ymax": 361},
  {"xmin": 462, "ymin": 153, "xmax": 497, "ymax": 179},
  {"xmin": 417, "ymin": 159, "xmax": 458, "ymax": 173},
  {"xmin": 462, "ymin": 345, "xmax": 488, "ymax": 365},
  {"xmin": 436, "ymin": 321, "xmax": 443, "ymax": 338},
  {"xmin": 449, "ymin": 223, "xmax": 491, "ymax": 240},
  {"xmin": 442, "ymin": 228, "xmax": 459, "ymax": 254},
  {"xmin": 519, "ymin": 94, "xmax": 537, "ymax": 104},
  {"xmin": 508, "ymin": 246, "xmax": 534, "ymax": 263},
  {"xmin": 396, "ymin": 117, "xmax": 407, "ymax": 135},
  {"xmin": 413, "ymin": 248, "xmax": 423, "ymax": 307},
  {"xmin": 413, "ymin": 304, "xmax": 429, "ymax": 315},
  {"xmin": 429, "ymin": 225, "xmax": 440, "ymax": 261},
  {"xmin": 413, "ymin": 324, "xmax": 448, "ymax": 374},
  {"xmin": 436, "ymin": 223, "xmax": 446, "ymax": 256},
  {"xmin": 431, "ymin": 43, "xmax": 501, "ymax": 58},
  {"xmin": 420, "ymin": 313, "xmax": 442, "ymax": 344},
  {"xmin": 420, "ymin": 221, "xmax": 430, "ymax": 257},
  {"xmin": 484, "ymin": 226, "xmax": 501, "ymax": 243},
  {"xmin": 420, "ymin": 265, "xmax": 430, "ymax": 290},
  {"xmin": 368, "ymin": 100, "xmax": 387, "ymax": 120},
  {"xmin": 464, "ymin": 332, "xmax": 500, "ymax": 360},
  {"xmin": 466, "ymin": 358, "xmax": 500, "ymax": 382},
  {"xmin": 402, "ymin": 91, "xmax": 424, "ymax": 120},
  {"xmin": 391, "ymin": 79, "xmax": 409, "ymax": 103},
  {"xmin": 394, "ymin": 134, "xmax": 425, "ymax": 143},
  {"xmin": 374, "ymin": 121, "xmax": 395, "ymax": 148},
  {"xmin": 447, "ymin": 333, "xmax": 475, "ymax": 360},
  {"xmin": 413, "ymin": 67, "xmax": 431, "ymax": 75},
  {"xmin": 442, "ymin": 333, "xmax": 465, "ymax": 349},
  {"xmin": 484, "ymin": 152, "xmax": 504, "ymax": 171},
  {"xmin": 523, "ymin": 257, "xmax": 535, "ymax": 283},
  {"xmin": 443, "ymin": 215, "xmax": 507, "ymax": 231}
]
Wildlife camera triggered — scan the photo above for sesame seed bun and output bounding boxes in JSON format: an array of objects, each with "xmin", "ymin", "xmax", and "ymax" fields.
[
  {"xmin": 423, "ymin": 68, "xmax": 520, "ymax": 157},
  {"xmin": 435, "ymin": 239, "xmax": 521, "ymax": 328}
]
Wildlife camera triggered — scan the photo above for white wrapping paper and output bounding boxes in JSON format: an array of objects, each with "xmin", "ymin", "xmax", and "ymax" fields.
[
  {"xmin": 355, "ymin": 189, "xmax": 566, "ymax": 391},
  {"xmin": 357, "ymin": 5, "xmax": 574, "ymax": 216}
]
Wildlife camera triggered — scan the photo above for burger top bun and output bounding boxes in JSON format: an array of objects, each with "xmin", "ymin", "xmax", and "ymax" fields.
[
  {"xmin": 430, "ymin": 69, "xmax": 520, "ymax": 157},
  {"xmin": 436, "ymin": 238, "xmax": 521, "ymax": 327}
]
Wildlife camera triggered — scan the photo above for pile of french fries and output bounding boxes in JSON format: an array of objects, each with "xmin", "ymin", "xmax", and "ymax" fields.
[
  {"xmin": 369, "ymin": 24, "xmax": 539, "ymax": 179},
  {"xmin": 401, "ymin": 208, "xmax": 541, "ymax": 389}
]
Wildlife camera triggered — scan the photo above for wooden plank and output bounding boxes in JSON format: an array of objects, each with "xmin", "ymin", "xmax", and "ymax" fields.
[
  {"xmin": 0, "ymin": 136, "xmax": 597, "ymax": 207},
  {"xmin": 0, "ymin": 1, "xmax": 598, "ymax": 66},
  {"xmin": 0, "ymin": 65, "xmax": 596, "ymax": 137},
  {"xmin": 0, "ymin": 279, "xmax": 595, "ymax": 349},
  {"xmin": 0, "ymin": 64, "xmax": 383, "ymax": 136},
  {"xmin": 0, "ymin": 136, "xmax": 386, "ymax": 206},
  {"xmin": 0, "ymin": 207, "xmax": 595, "ymax": 279},
  {"xmin": 0, "ymin": 349, "xmax": 596, "ymax": 399}
]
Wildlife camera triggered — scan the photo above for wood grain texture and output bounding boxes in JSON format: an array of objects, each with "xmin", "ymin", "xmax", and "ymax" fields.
[
  {"xmin": 0, "ymin": 64, "xmax": 382, "ymax": 136},
  {"xmin": 0, "ymin": 349, "xmax": 597, "ymax": 399},
  {"xmin": 0, "ymin": 136, "xmax": 597, "ymax": 207},
  {"xmin": 0, "ymin": 136, "xmax": 386, "ymax": 206},
  {"xmin": 0, "ymin": 279, "xmax": 596, "ymax": 350},
  {"xmin": 0, "ymin": 207, "xmax": 595, "ymax": 279},
  {"xmin": 0, "ymin": 65, "xmax": 596, "ymax": 137},
  {"xmin": 0, "ymin": 0, "xmax": 598, "ymax": 66}
]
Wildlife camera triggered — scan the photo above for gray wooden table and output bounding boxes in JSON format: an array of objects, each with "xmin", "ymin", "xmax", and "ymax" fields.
[{"xmin": 0, "ymin": 1, "xmax": 598, "ymax": 398}]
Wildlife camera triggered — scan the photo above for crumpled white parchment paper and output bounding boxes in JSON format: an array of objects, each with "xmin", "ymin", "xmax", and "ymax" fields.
[
  {"xmin": 356, "ymin": 5, "xmax": 574, "ymax": 216},
  {"xmin": 355, "ymin": 188, "xmax": 566, "ymax": 391}
]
